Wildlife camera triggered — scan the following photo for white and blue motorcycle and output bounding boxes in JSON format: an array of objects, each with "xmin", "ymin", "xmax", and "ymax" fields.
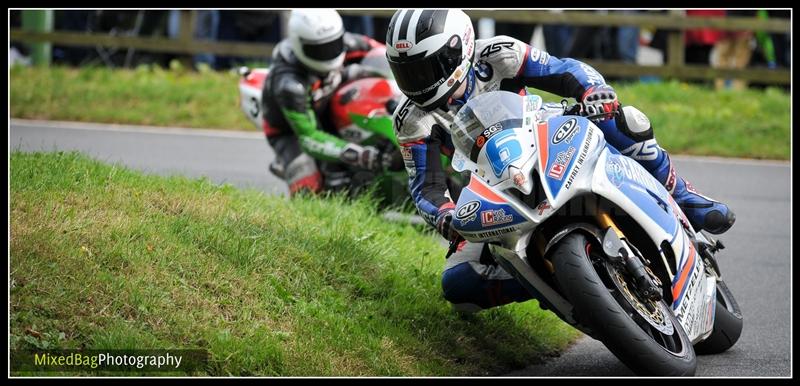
[{"xmin": 449, "ymin": 91, "xmax": 742, "ymax": 376}]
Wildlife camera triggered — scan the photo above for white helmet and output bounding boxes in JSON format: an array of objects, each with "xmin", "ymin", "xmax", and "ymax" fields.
[
  {"xmin": 385, "ymin": 9, "xmax": 475, "ymax": 111},
  {"xmin": 288, "ymin": 9, "xmax": 346, "ymax": 74}
]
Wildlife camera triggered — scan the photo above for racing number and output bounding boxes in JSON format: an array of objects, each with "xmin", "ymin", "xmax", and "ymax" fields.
[
  {"xmin": 248, "ymin": 96, "xmax": 260, "ymax": 119},
  {"xmin": 485, "ymin": 130, "xmax": 522, "ymax": 177}
]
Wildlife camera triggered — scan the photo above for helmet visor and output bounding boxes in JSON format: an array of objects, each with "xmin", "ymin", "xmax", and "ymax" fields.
[
  {"xmin": 388, "ymin": 41, "xmax": 462, "ymax": 105},
  {"xmin": 302, "ymin": 34, "xmax": 345, "ymax": 61}
]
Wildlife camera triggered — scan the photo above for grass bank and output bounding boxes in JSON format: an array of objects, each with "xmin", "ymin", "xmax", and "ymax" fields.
[{"xmin": 10, "ymin": 151, "xmax": 578, "ymax": 376}]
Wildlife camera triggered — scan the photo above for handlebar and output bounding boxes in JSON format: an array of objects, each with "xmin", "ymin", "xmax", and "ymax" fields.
[{"xmin": 561, "ymin": 99, "xmax": 619, "ymax": 122}]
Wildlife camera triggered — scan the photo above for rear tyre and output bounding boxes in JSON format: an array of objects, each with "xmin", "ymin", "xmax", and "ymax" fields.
[{"xmin": 693, "ymin": 280, "xmax": 743, "ymax": 354}]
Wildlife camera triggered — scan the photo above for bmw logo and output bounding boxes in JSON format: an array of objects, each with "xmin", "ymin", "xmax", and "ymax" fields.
[{"xmin": 475, "ymin": 61, "xmax": 493, "ymax": 82}]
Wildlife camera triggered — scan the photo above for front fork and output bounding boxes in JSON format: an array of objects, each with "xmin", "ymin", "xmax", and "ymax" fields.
[{"xmin": 596, "ymin": 209, "xmax": 664, "ymax": 303}]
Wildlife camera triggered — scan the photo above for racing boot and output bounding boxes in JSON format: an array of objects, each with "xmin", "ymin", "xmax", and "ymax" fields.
[{"xmin": 647, "ymin": 151, "xmax": 736, "ymax": 234}]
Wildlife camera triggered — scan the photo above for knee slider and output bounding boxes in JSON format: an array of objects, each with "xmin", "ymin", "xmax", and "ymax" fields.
[{"xmin": 615, "ymin": 105, "xmax": 654, "ymax": 142}]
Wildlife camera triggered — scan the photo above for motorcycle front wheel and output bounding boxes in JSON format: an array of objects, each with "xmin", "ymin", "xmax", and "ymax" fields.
[{"xmin": 550, "ymin": 232, "xmax": 697, "ymax": 376}]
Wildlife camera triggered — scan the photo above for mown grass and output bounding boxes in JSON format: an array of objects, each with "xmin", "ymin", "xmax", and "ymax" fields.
[
  {"xmin": 10, "ymin": 65, "xmax": 790, "ymax": 159},
  {"xmin": 10, "ymin": 64, "xmax": 251, "ymax": 130},
  {"xmin": 10, "ymin": 151, "xmax": 579, "ymax": 376},
  {"xmin": 535, "ymin": 81, "xmax": 791, "ymax": 160}
]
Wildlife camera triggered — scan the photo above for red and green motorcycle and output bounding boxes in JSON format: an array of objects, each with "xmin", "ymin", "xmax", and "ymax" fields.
[{"xmin": 238, "ymin": 46, "xmax": 462, "ymax": 208}]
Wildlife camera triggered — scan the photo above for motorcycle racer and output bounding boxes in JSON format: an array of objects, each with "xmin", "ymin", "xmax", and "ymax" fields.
[
  {"xmin": 262, "ymin": 9, "xmax": 386, "ymax": 195},
  {"xmin": 385, "ymin": 9, "xmax": 736, "ymax": 312}
]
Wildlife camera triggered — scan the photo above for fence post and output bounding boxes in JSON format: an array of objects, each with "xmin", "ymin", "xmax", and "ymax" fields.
[
  {"xmin": 21, "ymin": 10, "xmax": 54, "ymax": 66},
  {"xmin": 667, "ymin": 9, "xmax": 686, "ymax": 71},
  {"xmin": 176, "ymin": 10, "xmax": 197, "ymax": 68}
]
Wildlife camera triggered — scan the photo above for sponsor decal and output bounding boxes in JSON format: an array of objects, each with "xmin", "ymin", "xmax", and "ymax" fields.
[
  {"xmin": 606, "ymin": 156, "xmax": 625, "ymax": 187},
  {"xmin": 530, "ymin": 47, "xmax": 541, "ymax": 62},
  {"xmin": 479, "ymin": 41, "xmax": 515, "ymax": 58},
  {"xmin": 449, "ymin": 35, "xmax": 459, "ymax": 48},
  {"xmin": 395, "ymin": 40, "xmax": 413, "ymax": 52},
  {"xmin": 480, "ymin": 209, "xmax": 513, "ymax": 227},
  {"xmin": 676, "ymin": 250, "xmax": 702, "ymax": 319},
  {"xmin": 475, "ymin": 123, "xmax": 502, "ymax": 149},
  {"xmin": 551, "ymin": 118, "xmax": 579, "ymax": 144},
  {"xmin": 605, "ymin": 153, "xmax": 663, "ymax": 193},
  {"xmin": 664, "ymin": 163, "xmax": 677, "ymax": 193},
  {"xmin": 536, "ymin": 200, "xmax": 551, "ymax": 215},
  {"xmin": 447, "ymin": 78, "xmax": 455, "ymax": 87},
  {"xmin": 404, "ymin": 77, "xmax": 445, "ymax": 97},
  {"xmin": 621, "ymin": 139, "xmax": 659, "ymax": 161},
  {"xmin": 548, "ymin": 165, "xmax": 566, "ymax": 181},
  {"xmin": 393, "ymin": 99, "xmax": 412, "ymax": 130},
  {"xmin": 456, "ymin": 200, "xmax": 481, "ymax": 221},
  {"xmin": 463, "ymin": 26, "xmax": 473, "ymax": 58},
  {"xmin": 453, "ymin": 67, "xmax": 464, "ymax": 80},
  {"xmin": 579, "ymin": 62, "xmax": 604, "ymax": 85},
  {"xmin": 513, "ymin": 172, "xmax": 526, "ymax": 187},
  {"xmin": 452, "ymin": 157, "xmax": 465, "ymax": 171},
  {"xmin": 475, "ymin": 226, "xmax": 517, "ymax": 239},
  {"xmin": 317, "ymin": 25, "xmax": 335, "ymax": 35},
  {"xmin": 539, "ymin": 51, "xmax": 550, "ymax": 65},
  {"xmin": 419, "ymin": 208, "xmax": 436, "ymax": 225},
  {"xmin": 564, "ymin": 126, "xmax": 593, "ymax": 189},
  {"xmin": 475, "ymin": 60, "xmax": 493, "ymax": 82},
  {"xmin": 400, "ymin": 146, "xmax": 413, "ymax": 161},
  {"xmin": 547, "ymin": 146, "xmax": 576, "ymax": 180}
]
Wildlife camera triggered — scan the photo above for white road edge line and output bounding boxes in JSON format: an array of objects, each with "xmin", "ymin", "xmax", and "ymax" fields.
[{"xmin": 11, "ymin": 118, "xmax": 790, "ymax": 167}]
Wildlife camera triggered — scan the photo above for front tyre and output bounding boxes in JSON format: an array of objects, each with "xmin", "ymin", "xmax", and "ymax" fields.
[
  {"xmin": 694, "ymin": 280, "xmax": 743, "ymax": 354},
  {"xmin": 551, "ymin": 232, "xmax": 697, "ymax": 376}
]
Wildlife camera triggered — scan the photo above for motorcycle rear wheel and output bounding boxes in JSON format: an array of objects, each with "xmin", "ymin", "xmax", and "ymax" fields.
[{"xmin": 693, "ymin": 279, "xmax": 743, "ymax": 354}]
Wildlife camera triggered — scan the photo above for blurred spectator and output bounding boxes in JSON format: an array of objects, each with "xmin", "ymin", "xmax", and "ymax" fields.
[
  {"xmin": 494, "ymin": 20, "xmax": 537, "ymax": 45},
  {"xmin": 543, "ymin": 25, "xmax": 574, "ymax": 58},
  {"xmin": 342, "ymin": 15, "xmax": 375, "ymax": 37},
  {"xmin": 710, "ymin": 10, "xmax": 755, "ymax": 90},
  {"xmin": 614, "ymin": 10, "xmax": 639, "ymax": 64},
  {"xmin": 192, "ymin": 10, "xmax": 220, "ymax": 68},
  {"xmin": 542, "ymin": 10, "xmax": 574, "ymax": 58},
  {"xmin": 684, "ymin": 9, "xmax": 725, "ymax": 66},
  {"xmin": 215, "ymin": 10, "xmax": 281, "ymax": 69},
  {"xmin": 749, "ymin": 10, "xmax": 790, "ymax": 69},
  {"xmin": 52, "ymin": 10, "xmax": 93, "ymax": 65},
  {"xmin": 563, "ymin": 11, "xmax": 617, "ymax": 61}
]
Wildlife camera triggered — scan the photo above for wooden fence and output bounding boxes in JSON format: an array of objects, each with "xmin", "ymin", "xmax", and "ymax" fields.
[{"xmin": 10, "ymin": 9, "xmax": 790, "ymax": 84}]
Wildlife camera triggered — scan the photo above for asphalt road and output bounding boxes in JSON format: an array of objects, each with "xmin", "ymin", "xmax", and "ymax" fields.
[{"xmin": 10, "ymin": 119, "xmax": 792, "ymax": 377}]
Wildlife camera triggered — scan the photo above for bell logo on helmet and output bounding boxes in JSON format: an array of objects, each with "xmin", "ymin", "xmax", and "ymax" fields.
[
  {"xmin": 395, "ymin": 40, "xmax": 413, "ymax": 52},
  {"xmin": 317, "ymin": 25, "xmax": 335, "ymax": 36}
]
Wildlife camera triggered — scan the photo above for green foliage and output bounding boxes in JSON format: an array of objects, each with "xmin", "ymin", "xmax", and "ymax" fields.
[{"xmin": 10, "ymin": 151, "xmax": 578, "ymax": 376}]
